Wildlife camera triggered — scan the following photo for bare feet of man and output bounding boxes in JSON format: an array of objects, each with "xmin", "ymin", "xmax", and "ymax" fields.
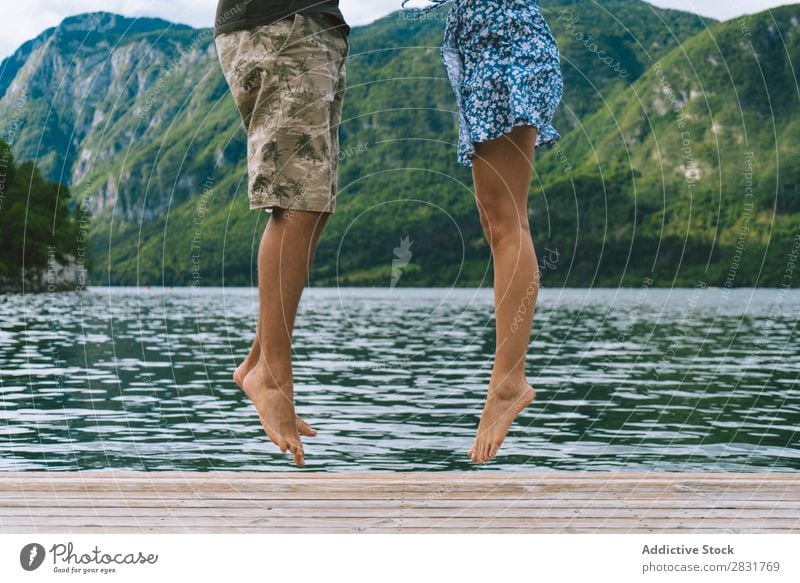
[
  {"xmin": 468, "ymin": 380, "xmax": 535, "ymax": 464},
  {"xmin": 234, "ymin": 366, "xmax": 317, "ymax": 438},
  {"xmin": 240, "ymin": 365, "xmax": 307, "ymax": 466}
]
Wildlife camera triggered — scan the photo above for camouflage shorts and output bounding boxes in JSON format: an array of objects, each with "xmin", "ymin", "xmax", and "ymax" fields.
[{"xmin": 215, "ymin": 13, "xmax": 348, "ymax": 213}]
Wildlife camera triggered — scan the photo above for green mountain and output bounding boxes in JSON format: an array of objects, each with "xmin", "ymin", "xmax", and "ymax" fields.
[
  {"xmin": 0, "ymin": 140, "xmax": 83, "ymax": 291},
  {"xmin": 0, "ymin": 2, "xmax": 797, "ymax": 287},
  {"xmin": 534, "ymin": 4, "xmax": 800, "ymax": 286}
]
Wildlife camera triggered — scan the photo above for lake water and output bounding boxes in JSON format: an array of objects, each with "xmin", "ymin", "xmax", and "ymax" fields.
[{"xmin": 0, "ymin": 286, "xmax": 798, "ymax": 472}]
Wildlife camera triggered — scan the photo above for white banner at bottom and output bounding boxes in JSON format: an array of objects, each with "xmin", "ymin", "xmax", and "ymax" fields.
[{"xmin": 1, "ymin": 534, "xmax": 797, "ymax": 583}]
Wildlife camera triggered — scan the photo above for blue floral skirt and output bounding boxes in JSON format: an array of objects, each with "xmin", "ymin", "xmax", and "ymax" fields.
[{"xmin": 439, "ymin": 0, "xmax": 564, "ymax": 166}]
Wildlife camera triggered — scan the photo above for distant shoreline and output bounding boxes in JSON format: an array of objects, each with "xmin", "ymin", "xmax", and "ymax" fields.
[{"xmin": 5, "ymin": 285, "xmax": 795, "ymax": 294}]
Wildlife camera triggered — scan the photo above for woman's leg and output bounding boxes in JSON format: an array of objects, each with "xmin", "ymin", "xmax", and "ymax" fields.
[{"xmin": 468, "ymin": 125, "xmax": 539, "ymax": 464}]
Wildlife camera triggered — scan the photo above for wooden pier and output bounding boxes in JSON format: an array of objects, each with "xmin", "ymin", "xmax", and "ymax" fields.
[{"xmin": 1, "ymin": 472, "xmax": 798, "ymax": 534}]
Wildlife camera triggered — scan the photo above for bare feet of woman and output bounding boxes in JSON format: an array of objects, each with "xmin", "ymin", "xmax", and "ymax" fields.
[
  {"xmin": 240, "ymin": 365, "xmax": 308, "ymax": 466},
  {"xmin": 468, "ymin": 380, "xmax": 535, "ymax": 464},
  {"xmin": 234, "ymin": 365, "xmax": 317, "ymax": 438}
]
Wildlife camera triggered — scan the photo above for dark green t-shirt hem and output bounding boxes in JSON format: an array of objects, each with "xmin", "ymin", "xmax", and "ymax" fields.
[{"xmin": 214, "ymin": 7, "xmax": 350, "ymax": 37}]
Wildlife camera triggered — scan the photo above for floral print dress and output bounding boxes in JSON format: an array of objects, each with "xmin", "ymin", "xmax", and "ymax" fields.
[{"xmin": 409, "ymin": 0, "xmax": 564, "ymax": 166}]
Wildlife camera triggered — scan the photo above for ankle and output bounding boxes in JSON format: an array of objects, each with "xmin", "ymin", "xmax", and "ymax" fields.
[
  {"xmin": 235, "ymin": 359, "xmax": 255, "ymax": 373},
  {"xmin": 245, "ymin": 363, "xmax": 293, "ymax": 391},
  {"xmin": 489, "ymin": 376, "xmax": 529, "ymax": 399}
]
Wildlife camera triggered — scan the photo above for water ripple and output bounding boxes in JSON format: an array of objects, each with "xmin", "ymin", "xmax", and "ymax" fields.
[{"xmin": 0, "ymin": 286, "xmax": 797, "ymax": 472}]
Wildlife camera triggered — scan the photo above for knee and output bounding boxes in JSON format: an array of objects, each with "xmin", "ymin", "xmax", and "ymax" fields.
[{"xmin": 477, "ymin": 201, "xmax": 530, "ymax": 247}]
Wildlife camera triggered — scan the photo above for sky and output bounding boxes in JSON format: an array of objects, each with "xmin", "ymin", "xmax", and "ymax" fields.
[{"xmin": 1, "ymin": 0, "xmax": 797, "ymax": 60}]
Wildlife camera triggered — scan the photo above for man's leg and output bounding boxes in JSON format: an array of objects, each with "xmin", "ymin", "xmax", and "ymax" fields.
[
  {"xmin": 241, "ymin": 208, "xmax": 329, "ymax": 467},
  {"xmin": 234, "ymin": 212, "xmax": 325, "ymax": 439},
  {"xmin": 234, "ymin": 333, "xmax": 317, "ymax": 437},
  {"xmin": 219, "ymin": 13, "xmax": 348, "ymax": 466}
]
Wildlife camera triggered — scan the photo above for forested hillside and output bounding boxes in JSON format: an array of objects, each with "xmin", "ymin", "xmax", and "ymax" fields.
[
  {"xmin": 1, "ymin": 2, "xmax": 797, "ymax": 287},
  {"xmin": 0, "ymin": 140, "xmax": 83, "ymax": 291}
]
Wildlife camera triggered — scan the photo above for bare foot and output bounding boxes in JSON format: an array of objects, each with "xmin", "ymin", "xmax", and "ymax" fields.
[
  {"xmin": 468, "ymin": 380, "xmax": 535, "ymax": 464},
  {"xmin": 234, "ymin": 366, "xmax": 316, "ymax": 438},
  {"xmin": 241, "ymin": 366, "xmax": 307, "ymax": 466}
]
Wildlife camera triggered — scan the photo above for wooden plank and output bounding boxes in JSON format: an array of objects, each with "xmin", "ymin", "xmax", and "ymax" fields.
[
  {"xmin": 1, "ymin": 471, "xmax": 797, "ymax": 534},
  {"xmin": 1, "ymin": 473, "xmax": 797, "ymax": 484},
  {"xmin": 1, "ymin": 506, "xmax": 797, "ymax": 519},
  {"xmin": 1, "ymin": 480, "xmax": 794, "ymax": 491},
  {"xmin": 2, "ymin": 498, "xmax": 800, "ymax": 509},
  {"xmin": 2, "ymin": 491, "xmax": 797, "ymax": 502},
  {"xmin": 1, "ymin": 498, "xmax": 797, "ymax": 512},
  {"xmin": 2, "ymin": 471, "xmax": 795, "ymax": 481},
  {"xmin": 2, "ymin": 516, "xmax": 798, "ymax": 528},
  {"xmin": 1, "ymin": 479, "xmax": 797, "ymax": 493},
  {"xmin": 3, "ymin": 472, "xmax": 798, "ymax": 481},
  {"xmin": 3, "ymin": 526, "xmax": 776, "ymax": 534}
]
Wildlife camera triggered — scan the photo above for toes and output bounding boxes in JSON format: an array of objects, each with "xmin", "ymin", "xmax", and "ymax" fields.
[
  {"xmin": 468, "ymin": 443, "xmax": 479, "ymax": 463},
  {"xmin": 487, "ymin": 443, "xmax": 499, "ymax": 461},
  {"xmin": 266, "ymin": 429, "xmax": 288, "ymax": 454},
  {"xmin": 470, "ymin": 442, "xmax": 484, "ymax": 464},
  {"xmin": 298, "ymin": 426, "xmax": 316, "ymax": 437},
  {"xmin": 297, "ymin": 418, "xmax": 318, "ymax": 437},
  {"xmin": 287, "ymin": 440, "xmax": 305, "ymax": 466},
  {"xmin": 261, "ymin": 420, "xmax": 307, "ymax": 461}
]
